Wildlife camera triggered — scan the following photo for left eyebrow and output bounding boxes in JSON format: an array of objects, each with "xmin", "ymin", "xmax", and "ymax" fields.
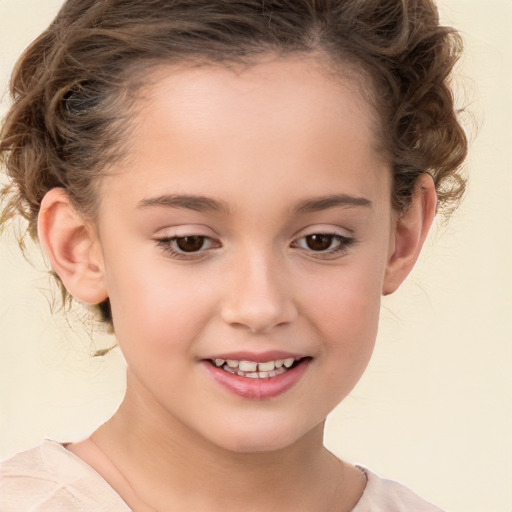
[
  {"xmin": 137, "ymin": 194, "xmax": 231, "ymax": 215},
  {"xmin": 294, "ymin": 194, "xmax": 372, "ymax": 214}
]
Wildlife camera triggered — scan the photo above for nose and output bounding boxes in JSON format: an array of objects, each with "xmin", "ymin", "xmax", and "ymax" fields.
[{"xmin": 220, "ymin": 251, "xmax": 298, "ymax": 334}]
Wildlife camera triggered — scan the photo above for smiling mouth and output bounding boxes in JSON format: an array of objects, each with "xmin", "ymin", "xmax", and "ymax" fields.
[{"xmin": 209, "ymin": 357, "xmax": 306, "ymax": 379}]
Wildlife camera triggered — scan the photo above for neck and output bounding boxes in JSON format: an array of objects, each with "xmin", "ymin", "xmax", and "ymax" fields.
[{"xmin": 77, "ymin": 373, "xmax": 363, "ymax": 511}]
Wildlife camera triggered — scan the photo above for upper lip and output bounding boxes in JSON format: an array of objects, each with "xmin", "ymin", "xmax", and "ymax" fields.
[{"xmin": 202, "ymin": 350, "xmax": 308, "ymax": 362}]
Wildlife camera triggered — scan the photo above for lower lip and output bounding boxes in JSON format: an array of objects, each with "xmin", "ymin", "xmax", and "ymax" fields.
[{"xmin": 202, "ymin": 359, "xmax": 310, "ymax": 400}]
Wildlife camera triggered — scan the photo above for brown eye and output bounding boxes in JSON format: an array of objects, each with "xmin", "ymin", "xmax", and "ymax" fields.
[
  {"xmin": 304, "ymin": 234, "xmax": 336, "ymax": 251},
  {"xmin": 292, "ymin": 232, "xmax": 353, "ymax": 258},
  {"xmin": 156, "ymin": 234, "xmax": 219, "ymax": 259},
  {"xmin": 175, "ymin": 236, "xmax": 207, "ymax": 252}
]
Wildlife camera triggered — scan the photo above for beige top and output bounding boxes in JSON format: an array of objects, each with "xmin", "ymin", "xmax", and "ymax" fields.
[{"xmin": 0, "ymin": 440, "xmax": 443, "ymax": 511}]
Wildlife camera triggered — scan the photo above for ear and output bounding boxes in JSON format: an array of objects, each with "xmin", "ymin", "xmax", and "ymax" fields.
[
  {"xmin": 382, "ymin": 174, "xmax": 437, "ymax": 295},
  {"xmin": 37, "ymin": 188, "xmax": 108, "ymax": 304}
]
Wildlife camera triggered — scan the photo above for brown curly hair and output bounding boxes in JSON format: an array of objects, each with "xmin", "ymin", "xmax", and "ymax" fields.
[{"xmin": 0, "ymin": 0, "xmax": 467, "ymax": 324}]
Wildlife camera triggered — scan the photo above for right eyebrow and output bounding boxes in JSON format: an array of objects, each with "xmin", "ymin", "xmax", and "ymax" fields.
[
  {"xmin": 137, "ymin": 194, "xmax": 231, "ymax": 215},
  {"xmin": 294, "ymin": 193, "xmax": 372, "ymax": 214}
]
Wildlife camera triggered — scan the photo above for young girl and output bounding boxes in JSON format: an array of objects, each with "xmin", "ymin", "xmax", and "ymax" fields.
[{"xmin": 0, "ymin": 0, "xmax": 467, "ymax": 510}]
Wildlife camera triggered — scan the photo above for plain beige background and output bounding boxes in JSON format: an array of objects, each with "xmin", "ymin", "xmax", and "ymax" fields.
[{"xmin": 1, "ymin": 1, "xmax": 511, "ymax": 510}]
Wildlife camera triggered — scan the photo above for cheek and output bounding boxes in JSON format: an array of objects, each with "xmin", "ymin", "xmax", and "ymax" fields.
[
  {"xmin": 104, "ymin": 253, "xmax": 217, "ymax": 358},
  {"xmin": 303, "ymin": 256, "xmax": 385, "ymax": 384},
  {"xmin": 306, "ymin": 256, "xmax": 384, "ymax": 331},
  {"xmin": 324, "ymin": 284, "xmax": 380, "ymax": 368}
]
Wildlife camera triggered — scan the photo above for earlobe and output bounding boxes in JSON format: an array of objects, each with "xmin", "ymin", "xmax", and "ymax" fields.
[
  {"xmin": 37, "ymin": 188, "xmax": 108, "ymax": 304},
  {"xmin": 382, "ymin": 174, "xmax": 437, "ymax": 295}
]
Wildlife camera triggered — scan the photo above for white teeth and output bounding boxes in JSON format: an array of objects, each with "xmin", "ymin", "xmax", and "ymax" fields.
[
  {"xmin": 265, "ymin": 367, "xmax": 287, "ymax": 378},
  {"xmin": 257, "ymin": 361, "xmax": 275, "ymax": 372},
  {"xmin": 217, "ymin": 357, "xmax": 301, "ymax": 378},
  {"xmin": 239, "ymin": 361, "xmax": 258, "ymax": 372}
]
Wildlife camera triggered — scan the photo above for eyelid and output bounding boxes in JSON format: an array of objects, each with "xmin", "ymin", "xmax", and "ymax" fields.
[
  {"xmin": 293, "ymin": 224, "xmax": 354, "ymax": 239},
  {"xmin": 153, "ymin": 223, "xmax": 218, "ymax": 238},
  {"xmin": 152, "ymin": 225, "xmax": 222, "ymax": 260}
]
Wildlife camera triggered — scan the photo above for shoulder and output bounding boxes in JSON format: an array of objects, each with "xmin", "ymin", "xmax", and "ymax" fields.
[
  {"xmin": 351, "ymin": 467, "xmax": 444, "ymax": 512},
  {"xmin": 0, "ymin": 440, "xmax": 130, "ymax": 512}
]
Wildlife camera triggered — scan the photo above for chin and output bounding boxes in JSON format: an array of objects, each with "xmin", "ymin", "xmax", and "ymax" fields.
[
  {"xmin": 222, "ymin": 435, "xmax": 290, "ymax": 454},
  {"xmin": 205, "ymin": 417, "xmax": 320, "ymax": 454}
]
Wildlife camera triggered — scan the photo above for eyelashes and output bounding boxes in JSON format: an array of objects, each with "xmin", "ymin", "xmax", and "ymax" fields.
[
  {"xmin": 155, "ymin": 235, "xmax": 220, "ymax": 260},
  {"xmin": 155, "ymin": 232, "xmax": 355, "ymax": 260},
  {"xmin": 290, "ymin": 233, "xmax": 353, "ymax": 254}
]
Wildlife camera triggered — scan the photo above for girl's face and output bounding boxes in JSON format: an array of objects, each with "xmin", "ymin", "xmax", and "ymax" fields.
[{"xmin": 94, "ymin": 57, "xmax": 395, "ymax": 452}]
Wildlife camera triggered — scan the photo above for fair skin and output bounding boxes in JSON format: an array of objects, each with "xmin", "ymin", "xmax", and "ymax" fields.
[{"xmin": 38, "ymin": 56, "xmax": 436, "ymax": 511}]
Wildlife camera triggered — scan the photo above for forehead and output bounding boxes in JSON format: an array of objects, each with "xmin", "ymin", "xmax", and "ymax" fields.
[
  {"xmin": 101, "ymin": 56, "xmax": 390, "ymax": 212},
  {"xmin": 135, "ymin": 55, "xmax": 381, "ymax": 150}
]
